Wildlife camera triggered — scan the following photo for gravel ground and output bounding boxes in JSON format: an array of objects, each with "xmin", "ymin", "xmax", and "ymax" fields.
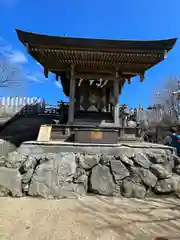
[{"xmin": 0, "ymin": 196, "xmax": 180, "ymax": 240}]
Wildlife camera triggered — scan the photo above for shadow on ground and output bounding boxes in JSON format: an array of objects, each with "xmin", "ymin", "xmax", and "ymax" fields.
[
  {"xmin": 72, "ymin": 196, "xmax": 180, "ymax": 239},
  {"xmin": 0, "ymin": 196, "xmax": 180, "ymax": 239}
]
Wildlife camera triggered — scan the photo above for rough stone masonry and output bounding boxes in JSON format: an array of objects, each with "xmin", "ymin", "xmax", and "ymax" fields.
[{"xmin": 1, "ymin": 140, "xmax": 180, "ymax": 199}]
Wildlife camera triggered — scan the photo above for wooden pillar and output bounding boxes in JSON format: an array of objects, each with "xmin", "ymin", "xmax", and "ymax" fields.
[
  {"xmin": 68, "ymin": 65, "xmax": 75, "ymax": 124},
  {"xmin": 113, "ymin": 72, "xmax": 120, "ymax": 125},
  {"xmin": 106, "ymin": 87, "xmax": 111, "ymax": 112},
  {"xmin": 109, "ymin": 85, "xmax": 113, "ymax": 112},
  {"xmin": 102, "ymin": 87, "xmax": 106, "ymax": 112}
]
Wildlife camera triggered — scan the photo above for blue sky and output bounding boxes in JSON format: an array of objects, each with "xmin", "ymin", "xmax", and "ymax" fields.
[{"xmin": 0, "ymin": 0, "xmax": 179, "ymax": 107}]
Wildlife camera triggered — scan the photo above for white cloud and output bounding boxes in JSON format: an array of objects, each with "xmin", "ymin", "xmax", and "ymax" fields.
[
  {"xmin": 8, "ymin": 51, "xmax": 28, "ymax": 64},
  {"xmin": 0, "ymin": 37, "xmax": 28, "ymax": 64},
  {"xmin": 55, "ymin": 81, "xmax": 62, "ymax": 89},
  {"xmin": 27, "ymin": 75, "xmax": 41, "ymax": 83},
  {"xmin": 26, "ymin": 72, "xmax": 44, "ymax": 83}
]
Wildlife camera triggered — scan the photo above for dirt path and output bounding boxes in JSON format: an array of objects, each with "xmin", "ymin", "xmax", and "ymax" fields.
[{"xmin": 0, "ymin": 196, "xmax": 180, "ymax": 240}]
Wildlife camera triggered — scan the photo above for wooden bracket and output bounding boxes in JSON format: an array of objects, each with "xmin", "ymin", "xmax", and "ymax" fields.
[
  {"xmin": 127, "ymin": 77, "xmax": 132, "ymax": 84},
  {"xmin": 140, "ymin": 72, "xmax": 145, "ymax": 82},
  {"xmin": 164, "ymin": 50, "xmax": 168, "ymax": 59},
  {"xmin": 56, "ymin": 74, "xmax": 59, "ymax": 81},
  {"xmin": 44, "ymin": 68, "xmax": 49, "ymax": 78}
]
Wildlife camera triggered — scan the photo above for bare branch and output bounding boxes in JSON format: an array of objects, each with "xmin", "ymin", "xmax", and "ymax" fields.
[
  {"xmin": 0, "ymin": 38, "xmax": 25, "ymax": 88},
  {"xmin": 153, "ymin": 76, "xmax": 180, "ymax": 123},
  {"xmin": 0, "ymin": 58, "xmax": 23, "ymax": 88}
]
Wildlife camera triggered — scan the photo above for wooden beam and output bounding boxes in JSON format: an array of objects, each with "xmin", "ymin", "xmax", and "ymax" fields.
[
  {"xmin": 41, "ymin": 48, "xmax": 162, "ymax": 59},
  {"xmin": 74, "ymin": 73, "xmax": 119, "ymax": 81},
  {"xmin": 30, "ymin": 46, "xmax": 164, "ymax": 55},
  {"xmin": 49, "ymin": 67, "xmax": 146, "ymax": 76},
  {"xmin": 36, "ymin": 59, "xmax": 157, "ymax": 68},
  {"xmin": 74, "ymin": 73, "xmax": 132, "ymax": 82},
  {"xmin": 49, "ymin": 69, "xmax": 138, "ymax": 76}
]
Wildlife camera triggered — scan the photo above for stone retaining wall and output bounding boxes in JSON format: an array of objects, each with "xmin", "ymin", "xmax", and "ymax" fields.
[{"xmin": 1, "ymin": 142, "xmax": 180, "ymax": 199}]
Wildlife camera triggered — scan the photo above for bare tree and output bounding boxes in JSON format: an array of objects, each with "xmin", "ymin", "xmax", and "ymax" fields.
[
  {"xmin": 154, "ymin": 76, "xmax": 180, "ymax": 123},
  {"xmin": 0, "ymin": 40, "xmax": 24, "ymax": 88},
  {"xmin": 138, "ymin": 77, "xmax": 180, "ymax": 143},
  {"xmin": 0, "ymin": 59, "xmax": 24, "ymax": 88}
]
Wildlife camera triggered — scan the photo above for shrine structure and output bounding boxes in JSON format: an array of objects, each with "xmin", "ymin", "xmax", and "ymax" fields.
[{"xmin": 16, "ymin": 29, "xmax": 177, "ymax": 144}]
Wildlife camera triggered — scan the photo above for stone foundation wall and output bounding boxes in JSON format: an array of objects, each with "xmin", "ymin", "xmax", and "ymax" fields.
[{"xmin": 1, "ymin": 142, "xmax": 180, "ymax": 199}]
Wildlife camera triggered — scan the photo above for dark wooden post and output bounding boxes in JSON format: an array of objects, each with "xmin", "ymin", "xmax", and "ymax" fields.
[
  {"xmin": 113, "ymin": 71, "xmax": 120, "ymax": 125},
  {"xmin": 68, "ymin": 65, "xmax": 75, "ymax": 124}
]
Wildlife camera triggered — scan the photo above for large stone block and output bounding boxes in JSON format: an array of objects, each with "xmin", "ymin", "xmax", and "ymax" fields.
[
  {"xmin": 28, "ymin": 152, "xmax": 86, "ymax": 198},
  {"xmin": 110, "ymin": 159, "xmax": 129, "ymax": 183},
  {"xmin": 0, "ymin": 156, "xmax": 5, "ymax": 167},
  {"xmin": 77, "ymin": 153, "xmax": 100, "ymax": 169},
  {"xmin": 163, "ymin": 157, "xmax": 174, "ymax": 173},
  {"xmin": 120, "ymin": 154, "xmax": 134, "ymax": 166},
  {"xmin": 122, "ymin": 179, "xmax": 146, "ymax": 198},
  {"xmin": 150, "ymin": 164, "xmax": 171, "ymax": 179},
  {"xmin": 0, "ymin": 167, "xmax": 22, "ymax": 197},
  {"xmin": 22, "ymin": 169, "xmax": 34, "ymax": 184},
  {"xmin": 146, "ymin": 152, "xmax": 166, "ymax": 164},
  {"xmin": 173, "ymin": 175, "xmax": 180, "ymax": 198},
  {"xmin": 133, "ymin": 152, "xmax": 151, "ymax": 169},
  {"xmin": 173, "ymin": 155, "xmax": 180, "ymax": 166},
  {"xmin": 0, "ymin": 139, "xmax": 16, "ymax": 157},
  {"xmin": 99, "ymin": 154, "xmax": 112, "ymax": 166},
  {"xmin": 174, "ymin": 165, "xmax": 180, "ymax": 175},
  {"xmin": 154, "ymin": 177, "xmax": 177, "ymax": 193},
  {"xmin": 21, "ymin": 169, "xmax": 34, "ymax": 193},
  {"xmin": 137, "ymin": 168, "xmax": 157, "ymax": 187},
  {"xmin": 90, "ymin": 164, "xmax": 115, "ymax": 196},
  {"xmin": 21, "ymin": 153, "xmax": 55, "ymax": 173},
  {"xmin": 129, "ymin": 167, "xmax": 143, "ymax": 184},
  {"xmin": 5, "ymin": 151, "xmax": 28, "ymax": 169}
]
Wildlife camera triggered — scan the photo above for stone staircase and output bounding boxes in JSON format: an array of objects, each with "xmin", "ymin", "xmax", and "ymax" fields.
[{"xmin": 0, "ymin": 115, "xmax": 57, "ymax": 146}]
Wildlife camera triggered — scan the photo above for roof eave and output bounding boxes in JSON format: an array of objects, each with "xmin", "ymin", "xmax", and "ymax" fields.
[{"xmin": 15, "ymin": 29, "xmax": 178, "ymax": 52}]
